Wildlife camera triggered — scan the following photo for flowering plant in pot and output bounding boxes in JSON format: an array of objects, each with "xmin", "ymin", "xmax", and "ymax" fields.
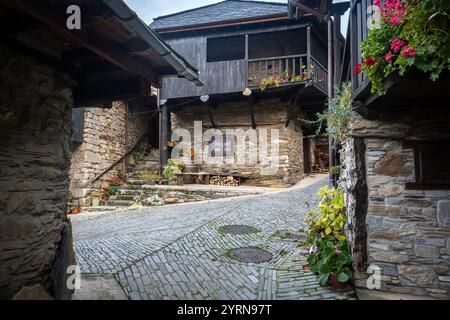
[
  {"xmin": 305, "ymin": 186, "xmax": 353, "ymax": 288},
  {"xmin": 102, "ymin": 176, "xmax": 125, "ymax": 199},
  {"xmin": 356, "ymin": 0, "xmax": 450, "ymax": 95}
]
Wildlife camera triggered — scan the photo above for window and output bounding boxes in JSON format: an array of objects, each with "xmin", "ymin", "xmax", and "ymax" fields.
[
  {"xmin": 404, "ymin": 140, "xmax": 450, "ymax": 190},
  {"xmin": 206, "ymin": 36, "xmax": 245, "ymax": 62}
]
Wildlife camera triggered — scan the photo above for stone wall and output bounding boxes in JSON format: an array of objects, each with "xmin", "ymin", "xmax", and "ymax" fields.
[
  {"xmin": 69, "ymin": 101, "xmax": 149, "ymax": 206},
  {"xmin": 340, "ymin": 111, "xmax": 450, "ymax": 299},
  {"xmin": 0, "ymin": 44, "xmax": 73, "ymax": 298},
  {"xmin": 171, "ymin": 98, "xmax": 304, "ymax": 188}
]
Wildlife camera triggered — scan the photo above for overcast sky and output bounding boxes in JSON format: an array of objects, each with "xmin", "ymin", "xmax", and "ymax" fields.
[{"xmin": 123, "ymin": 0, "xmax": 349, "ymax": 35}]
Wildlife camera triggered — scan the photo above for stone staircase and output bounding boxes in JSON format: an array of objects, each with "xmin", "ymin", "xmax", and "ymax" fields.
[
  {"xmin": 106, "ymin": 149, "xmax": 160, "ymax": 207},
  {"xmin": 84, "ymin": 148, "xmax": 276, "ymax": 212}
]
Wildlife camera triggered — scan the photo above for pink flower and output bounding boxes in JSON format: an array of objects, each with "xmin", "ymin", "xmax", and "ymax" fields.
[
  {"xmin": 402, "ymin": 46, "xmax": 416, "ymax": 58},
  {"xmin": 374, "ymin": 0, "xmax": 381, "ymax": 7},
  {"xmin": 390, "ymin": 14, "xmax": 401, "ymax": 26},
  {"xmin": 391, "ymin": 38, "xmax": 406, "ymax": 53},
  {"xmin": 385, "ymin": 51, "xmax": 393, "ymax": 63}
]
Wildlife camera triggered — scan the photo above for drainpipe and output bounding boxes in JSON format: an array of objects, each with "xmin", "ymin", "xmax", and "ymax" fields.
[{"xmin": 101, "ymin": 0, "xmax": 203, "ymax": 86}]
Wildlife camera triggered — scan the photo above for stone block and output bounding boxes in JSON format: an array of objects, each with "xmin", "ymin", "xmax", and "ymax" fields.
[
  {"xmin": 437, "ymin": 200, "xmax": 450, "ymax": 228},
  {"xmin": 374, "ymin": 153, "xmax": 411, "ymax": 176},
  {"xmin": 397, "ymin": 265, "xmax": 437, "ymax": 286},
  {"xmin": 370, "ymin": 251, "xmax": 409, "ymax": 263},
  {"xmin": 366, "ymin": 215, "xmax": 384, "ymax": 229},
  {"xmin": 12, "ymin": 285, "xmax": 53, "ymax": 300},
  {"xmin": 414, "ymin": 245, "xmax": 440, "ymax": 259}
]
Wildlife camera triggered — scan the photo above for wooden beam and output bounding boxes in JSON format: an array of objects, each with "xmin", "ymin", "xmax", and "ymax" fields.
[
  {"xmin": 207, "ymin": 100, "xmax": 217, "ymax": 129},
  {"xmin": 353, "ymin": 101, "xmax": 378, "ymax": 120},
  {"xmin": 249, "ymin": 96, "xmax": 256, "ymax": 129},
  {"xmin": 74, "ymin": 74, "xmax": 151, "ymax": 107},
  {"xmin": 160, "ymin": 103, "xmax": 169, "ymax": 167},
  {"xmin": 2, "ymin": 0, "xmax": 159, "ymax": 85}
]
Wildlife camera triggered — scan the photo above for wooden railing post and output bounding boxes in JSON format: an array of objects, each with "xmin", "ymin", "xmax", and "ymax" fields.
[
  {"xmin": 245, "ymin": 34, "xmax": 249, "ymax": 87},
  {"xmin": 307, "ymin": 26, "xmax": 312, "ymax": 80}
]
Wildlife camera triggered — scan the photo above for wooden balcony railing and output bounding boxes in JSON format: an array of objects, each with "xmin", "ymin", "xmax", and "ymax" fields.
[{"xmin": 247, "ymin": 54, "xmax": 328, "ymax": 93}]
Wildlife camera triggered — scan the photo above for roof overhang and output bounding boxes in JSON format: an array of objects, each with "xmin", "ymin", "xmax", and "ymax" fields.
[{"xmin": 0, "ymin": 0, "xmax": 203, "ymax": 101}]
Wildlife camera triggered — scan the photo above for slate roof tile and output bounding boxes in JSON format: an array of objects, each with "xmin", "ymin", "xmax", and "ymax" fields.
[{"xmin": 150, "ymin": 0, "xmax": 288, "ymax": 30}]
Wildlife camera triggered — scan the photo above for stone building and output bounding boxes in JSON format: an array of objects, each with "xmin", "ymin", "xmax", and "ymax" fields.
[
  {"xmin": 0, "ymin": 0, "xmax": 200, "ymax": 299},
  {"xmin": 340, "ymin": 0, "xmax": 450, "ymax": 299},
  {"xmin": 69, "ymin": 99, "xmax": 156, "ymax": 207},
  {"xmin": 151, "ymin": 0, "xmax": 336, "ymax": 187}
]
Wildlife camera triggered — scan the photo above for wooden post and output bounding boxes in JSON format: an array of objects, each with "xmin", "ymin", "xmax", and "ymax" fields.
[
  {"xmin": 307, "ymin": 26, "xmax": 311, "ymax": 80},
  {"xmin": 160, "ymin": 100, "xmax": 169, "ymax": 172},
  {"xmin": 333, "ymin": 12, "xmax": 342, "ymax": 87},
  {"xmin": 249, "ymin": 96, "xmax": 256, "ymax": 129},
  {"xmin": 245, "ymin": 34, "xmax": 249, "ymax": 87}
]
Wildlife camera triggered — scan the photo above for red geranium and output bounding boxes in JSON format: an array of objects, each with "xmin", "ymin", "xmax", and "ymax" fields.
[
  {"xmin": 391, "ymin": 38, "xmax": 406, "ymax": 53},
  {"xmin": 364, "ymin": 56, "xmax": 377, "ymax": 66},
  {"xmin": 354, "ymin": 63, "xmax": 362, "ymax": 74},
  {"xmin": 401, "ymin": 46, "xmax": 416, "ymax": 58}
]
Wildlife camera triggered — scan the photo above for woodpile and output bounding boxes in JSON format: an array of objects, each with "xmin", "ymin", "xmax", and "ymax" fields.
[{"xmin": 209, "ymin": 175, "xmax": 240, "ymax": 186}]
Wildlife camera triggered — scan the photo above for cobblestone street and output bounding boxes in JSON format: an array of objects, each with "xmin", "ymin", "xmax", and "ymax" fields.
[{"xmin": 72, "ymin": 175, "xmax": 356, "ymax": 300}]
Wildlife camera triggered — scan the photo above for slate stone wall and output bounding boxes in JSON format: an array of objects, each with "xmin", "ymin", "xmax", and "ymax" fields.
[
  {"xmin": 171, "ymin": 98, "xmax": 304, "ymax": 187},
  {"xmin": 0, "ymin": 44, "xmax": 73, "ymax": 298},
  {"xmin": 69, "ymin": 101, "xmax": 149, "ymax": 206},
  {"xmin": 340, "ymin": 111, "xmax": 450, "ymax": 299}
]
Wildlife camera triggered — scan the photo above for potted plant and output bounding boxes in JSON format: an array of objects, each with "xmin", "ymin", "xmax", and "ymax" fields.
[{"xmin": 91, "ymin": 197, "xmax": 100, "ymax": 207}]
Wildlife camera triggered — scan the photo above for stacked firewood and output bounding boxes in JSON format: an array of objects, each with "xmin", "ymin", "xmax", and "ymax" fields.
[{"xmin": 209, "ymin": 175, "xmax": 240, "ymax": 186}]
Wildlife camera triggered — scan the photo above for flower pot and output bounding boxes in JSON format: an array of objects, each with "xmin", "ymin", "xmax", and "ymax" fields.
[
  {"xmin": 91, "ymin": 197, "xmax": 100, "ymax": 207},
  {"xmin": 329, "ymin": 274, "xmax": 349, "ymax": 289}
]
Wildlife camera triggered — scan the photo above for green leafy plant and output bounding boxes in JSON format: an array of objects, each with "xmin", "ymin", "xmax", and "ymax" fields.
[
  {"xmin": 300, "ymin": 82, "xmax": 353, "ymax": 144},
  {"xmin": 162, "ymin": 159, "xmax": 186, "ymax": 180},
  {"xmin": 140, "ymin": 170, "xmax": 160, "ymax": 182},
  {"xmin": 357, "ymin": 0, "xmax": 450, "ymax": 95},
  {"xmin": 306, "ymin": 186, "xmax": 353, "ymax": 286}
]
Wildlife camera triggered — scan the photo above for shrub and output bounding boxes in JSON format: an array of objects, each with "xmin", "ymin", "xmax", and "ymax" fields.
[
  {"xmin": 163, "ymin": 159, "xmax": 185, "ymax": 180},
  {"xmin": 306, "ymin": 186, "xmax": 353, "ymax": 286}
]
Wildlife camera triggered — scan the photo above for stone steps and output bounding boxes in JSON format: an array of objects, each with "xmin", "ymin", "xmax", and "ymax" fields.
[
  {"xmin": 82, "ymin": 206, "xmax": 122, "ymax": 213},
  {"xmin": 107, "ymin": 199, "xmax": 136, "ymax": 207},
  {"xmin": 117, "ymin": 189, "xmax": 143, "ymax": 196},
  {"xmin": 108, "ymin": 195, "xmax": 138, "ymax": 201}
]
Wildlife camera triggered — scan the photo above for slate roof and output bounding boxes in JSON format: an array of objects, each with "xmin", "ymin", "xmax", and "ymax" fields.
[{"xmin": 150, "ymin": 0, "xmax": 288, "ymax": 31}]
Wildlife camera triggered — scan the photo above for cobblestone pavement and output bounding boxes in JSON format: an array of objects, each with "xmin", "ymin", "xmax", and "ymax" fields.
[{"xmin": 72, "ymin": 175, "xmax": 356, "ymax": 300}]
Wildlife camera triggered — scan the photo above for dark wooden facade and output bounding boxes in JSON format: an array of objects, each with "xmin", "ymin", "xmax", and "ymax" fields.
[{"xmin": 156, "ymin": 14, "xmax": 330, "ymax": 100}]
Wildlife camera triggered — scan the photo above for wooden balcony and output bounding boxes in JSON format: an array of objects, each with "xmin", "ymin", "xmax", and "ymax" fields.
[{"xmin": 247, "ymin": 53, "xmax": 328, "ymax": 94}]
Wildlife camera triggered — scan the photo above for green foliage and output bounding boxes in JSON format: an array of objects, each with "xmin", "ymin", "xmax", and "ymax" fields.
[
  {"xmin": 139, "ymin": 170, "xmax": 160, "ymax": 182},
  {"xmin": 306, "ymin": 186, "xmax": 353, "ymax": 286},
  {"xmin": 360, "ymin": 0, "xmax": 450, "ymax": 95},
  {"xmin": 301, "ymin": 82, "xmax": 353, "ymax": 143},
  {"xmin": 162, "ymin": 159, "xmax": 186, "ymax": 180}
]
